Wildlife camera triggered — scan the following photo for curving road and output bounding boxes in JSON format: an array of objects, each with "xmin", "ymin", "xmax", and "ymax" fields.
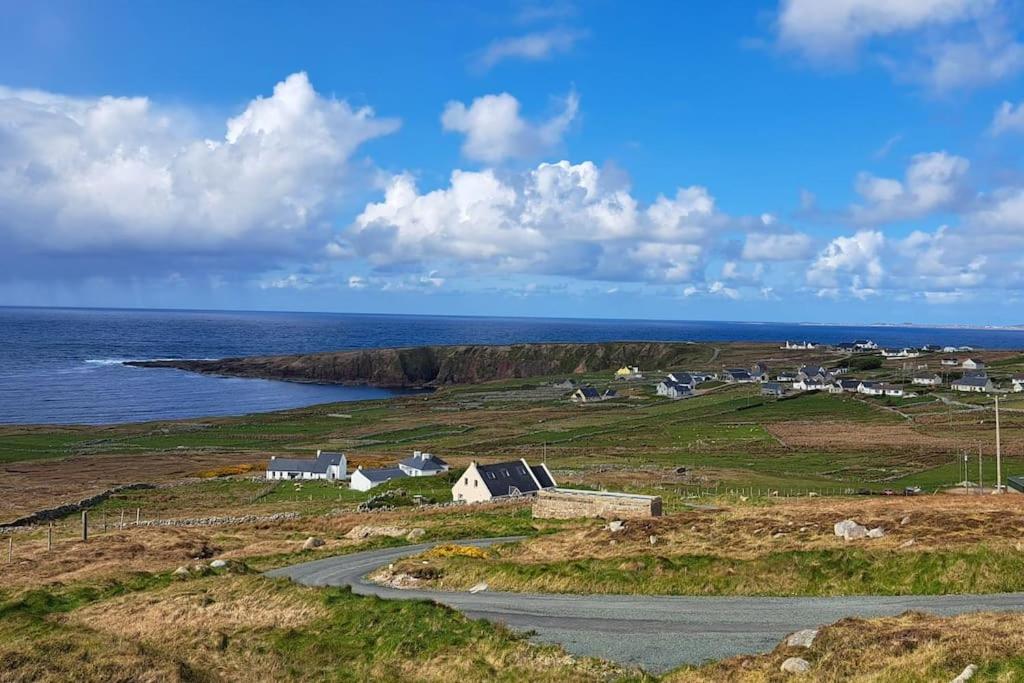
[{"xmin": 266, "ymin": 538, "xmax": 1024, "ymax": 673}]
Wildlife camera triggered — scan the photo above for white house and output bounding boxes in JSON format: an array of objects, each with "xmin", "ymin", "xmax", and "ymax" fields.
[
  {"xmin": 350, "ymin": 466, "xmax": 406, "ymax": 492},
  {"xmin": 451, "ymin": 459, "xmax": 556, "ymax": 504},
  {"xmin": 881, "ymin": 384, "xmax": 905, "ymax": 397},
  {"xmin": 782, "ymin": 341, "xmax": 816, "ymax": 350},
  {"xmin": 858, "ymin": 381, "xmax": 884, "ymax": 396},
  {"xmin": 397, "ymin": 451, "xmax": 449, "ymax": 477},
  {"xmin": 266, "ymin": 451, "xmax": 346, "ymax": 481},
  {"xmin": 962, "ymin": 358, "xmax": 986, "ymax": 370},
  {"xmin": 666, "ymin": 373, "xmax": 697, "ymax": 390},
  {"xmin": 751, "ymin": 362, "xmax": 770, "ymax": 381},
  {"xmin": 952, "ymin": 376, "xmax": 993, "ymax": 393},
  {"xmin": 912, "ymin": 373, "xmax": 942, "ymax": 386},
  {"xmin": 941, "ymin": 358, "xmax": 959, "ymax": 366},
  {"xmin": 1013, "ymin": 375, "xmax": 1024, "ymax": 392},
  {"xmin": 656, "ymin": 380, "xmax": 692, "ymax": 399},
  {"xmin": 723, "ymin": 368, "xmax": 755, "ymax": 383},
  {"xmin": 854, "ymin": 340, "xmax": 878, "ymax": 350}
]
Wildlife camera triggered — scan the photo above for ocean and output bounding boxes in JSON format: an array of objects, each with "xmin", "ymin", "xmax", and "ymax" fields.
[{"xmin": 3, "ymin": 306, "xmax": 1024, "ymax": 425}]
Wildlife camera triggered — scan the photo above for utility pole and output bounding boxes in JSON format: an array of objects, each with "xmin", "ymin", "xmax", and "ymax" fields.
[
  {"xmin": 978, "ymin": 444, "xmax": 983, "ymax": 495},
  {"xmin": 996, "ymin": 395, "xmax": 1003, "ymax": 494}
]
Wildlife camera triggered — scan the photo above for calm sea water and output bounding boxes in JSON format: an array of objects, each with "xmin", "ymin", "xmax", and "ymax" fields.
[{"xmin": 4, "ymin": 306, "xmax": 1024, "ymax": 425}]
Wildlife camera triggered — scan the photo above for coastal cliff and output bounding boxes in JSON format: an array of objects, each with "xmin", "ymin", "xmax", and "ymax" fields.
[{"xmin": 126, "ymin": 341, "xmax": 712, "ymax": 388}]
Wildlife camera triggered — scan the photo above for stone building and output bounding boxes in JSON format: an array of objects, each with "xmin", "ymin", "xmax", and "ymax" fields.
[{"xmin": 532, "ymin": 488, "xmax": 662, "ymax": 519}]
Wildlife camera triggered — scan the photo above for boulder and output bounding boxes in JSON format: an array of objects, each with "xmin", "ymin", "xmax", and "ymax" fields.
[
  {"xmin": 780, "ymin": 657, "xmax": 811, "ymax": 674},
  {"xmin": 952, "ymin": 664, "xmax": 978, "ymax": 683},
  {"xmin": 172, "ymin": 566, "xmax": 190, "ymax": 579},
  {"xmin": 607, "ymin": 520, "xmax": 625, "ymax": 532},
  {"xmin": 210, "ymin": 559, "xmax": 227, "ymax": 569},
  {"xmin": 468, "ymin": 581, "xmax": 488, "ymax": 594},
  {"xmin": 649, "ymin": 535, "xmax": 658, "ymax": 545},
  {"xmin": 302, "ymin": 536, "xmax": 325, "ymax": 550},
  {"xmin": 406, "ymin": 528, "xmax": 426, "ymax": 541},
  {"xmin": 345, "ymin": 525, "xmax": 408, "ymax": 540},
  {"xmin": 785, "ymin": 629, "xmax": 818, "ymax": 648},
  {"xmin": 834, "ymin": 519, "xmax": 868, "ymax": 540},
  {"xmin": 867, "ymin": 527, "xmax": 886, "ymax": 539},
  {"xmin": 900, "ymin": 515, "xmax": 911, "ymax": 526}
]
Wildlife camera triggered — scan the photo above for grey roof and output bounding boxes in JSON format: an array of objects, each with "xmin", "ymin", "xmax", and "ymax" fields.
[
  {"xmin": 398, "ymin": 452, "xmax": 448, "ymax": 471},
  {"xmin": 577, "ymin": 386, "xmax": 600, "ymax": 398},
  {"xmin": 839, "ymin": 379, "xmax": 861, "ymax": 389},
  {"xmin": 762, "ymin": 382, "xmax": 783, "ymax": 393},
  {"xmin": 356, "ymin": 467, "xmax": 406, "ymax": 483},
  {"xmin": 475, "ymin": 460, "xmax": 554, "ymax": 498},
  {"xmin": 954, "ymin": 376, "xmax": 991, "ymax": 387},
  {"xmin": 267, "ymin": 451, "xmax": 345, "ymax": 473},
  {"xmin": 673, "ymin": 373, "xmax": 695, "ymax": 384}
]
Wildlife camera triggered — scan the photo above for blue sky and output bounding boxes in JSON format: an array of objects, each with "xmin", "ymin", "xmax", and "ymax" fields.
[{"xmin": 2, "ymin": 1, "xmax": 1024, "ymax": 324}]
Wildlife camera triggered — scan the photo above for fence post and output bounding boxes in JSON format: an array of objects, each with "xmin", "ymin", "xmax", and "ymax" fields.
[
  {"xmin": 103, "ymin": 511, "xmax": 107, "ymax": 533},
  {"xmin": 47, "ymin": 523, "xmax": 53, "ymax": 551},
  {"xmin": 136, "ymin": 508, "xmax": 141, "ymax": 524},
  {"xmin": 7, "ymin": 537, "xmax": 11, "ymax": 563},
  {"xmin": 120, "ymin": 509, "xmax": 125, "ymax": 530},
  {"xmin": 82, "ymin": 510, "xmax": 88, "ymax": 542}
]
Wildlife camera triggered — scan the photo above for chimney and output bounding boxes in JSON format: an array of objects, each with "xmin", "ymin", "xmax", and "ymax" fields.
[
  {"xmin": 271, "ymin": 456, "xmax": 276, "ymax": 460},
  {"xmin": 317, "ymin": 449, "xmax": 322, "ymax": 457},
  {"xmin": 413, "ymin": 450, "xmax": 421, "ymax": 458}
]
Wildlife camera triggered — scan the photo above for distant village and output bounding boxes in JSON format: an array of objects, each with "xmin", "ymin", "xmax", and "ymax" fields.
[
  {"xmin": 561, "ymin": 338, "xmax": 1020, "ymax": 403},
  {"xmin": 261, "ymin": 336, "xmax": 1019, "ymax": 512}
]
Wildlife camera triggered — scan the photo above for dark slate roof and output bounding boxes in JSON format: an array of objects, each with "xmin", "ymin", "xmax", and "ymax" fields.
[
  {"xmin": 475, "ymin": 460, "xmax": 553, "ymax": 498},
  {"xmin": 267, "ymin": 451, "xmax": 345, "ymax": 473},
  {"xmin": 762, "ymin": 381, "xmax": 783, "ymax": 392},
  {"xmin": 954, "ymin": 376, "xmax": 991, "ymax": 387},
  {"xmin": 859, "ymin": 381, "xmax": 881, "ymax": 388},
  {"xmin": 962, "ymin": 369, "xmax": 988, "ymax": 379},
  {"xmin": 356, "ymin": 467, "xmax": 406, "ymax": 483},
  {"xmin": 398, "ymin": 452, "xmax": 448, "ymax": 471},
  {"xmin": 577, "ymin": 386, "xmax": 600, "ymax": 398},
  {"xmin": 531, "ymin": 465, "xmax": 555, "ymax": 488},
  {"xmin": 673, "ymin": 373, "xmax": 695, "ymax": 384},
  {"xmin": 839, "ymin": 379, "xmax": 861, "ymax": 389}
]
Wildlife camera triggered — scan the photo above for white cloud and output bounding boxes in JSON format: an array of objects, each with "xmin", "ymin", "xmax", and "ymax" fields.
[
  {"xmin": 476, "ymin": 28, "xmax": 585, "ymax": 70},
  {"xmin": 709, "ymin": 281, "xmax": 741, "ymax": 300},
  {"xmin": 807, "ymin": 230, "xmax": 886, "ymax": 289},
  {"xmin": 347, "ymin": 275, "xmax": 367, "ymax": 289},
  {"xmin": 777, "ymin": 0, "xmax": 983, "ymax": 62},
  {"xmin": 775, "ymin": 0, "xmax": 1024, "ymax": 91},
  {"xmin": 990, "ymin": 100, "xmax": 1024, "ymax": 135},
  {"xmin": 350, "ymin": 160, "xmax": 730, "ymax": 285},
  {"xmin": 741, "ymin": 232, "xmax": 815, "ymax": 261},
  {"xmin": 441, "ymin": 90, "xmax": 578, "ymax": 163},
  {"xmin": 851, "ymin": 151, "xmax": 969, "ymax": 223},
  {"xmin": 0, "ymin": 72, "xmax": 399, "ymax": 270}
]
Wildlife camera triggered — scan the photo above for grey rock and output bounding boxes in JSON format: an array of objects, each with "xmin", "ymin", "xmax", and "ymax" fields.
[
  {"xmin": 780, "ymin": 656, "xmax": 811, "ymax": 674},
  {"xmin": 867, "ymin": 527, "xmax": 886, "ymax": 539},
  {"xmin": 785, "ymin": 629, "xmax": 818, "ymax": 648},
  {"xmin": 951, "ymin": 664, "xmax": 978, "ymax": 682},
  {"xmin": 468, "ymin": 581, "xmax": 488, "ymax": 594},
  {"xmin": 210, "ymin": 559, "xmax": 227, "ymax": 568},
  {"xmin": 302, "ymin": 536, "xmax": 325, "ymax": 550},
  {"xmin": 608, "ymin": 520, "xmax": 625, "ymax": 532},
  {"xmin": 834, "ymin": 519, "xmax": 868, "ymax": 540}
]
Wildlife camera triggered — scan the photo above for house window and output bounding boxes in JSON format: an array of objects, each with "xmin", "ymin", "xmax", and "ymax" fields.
[
  {"xmin": 487, "ymin": 472, "xmax": 496, "ymax": 479},
  {"xmin": 474, "ymin": 479, "xmax": 477, "ymax": 487},
  {"xmin": 464, "ymin": 477, "xmax": 468, "ymax": 485}
]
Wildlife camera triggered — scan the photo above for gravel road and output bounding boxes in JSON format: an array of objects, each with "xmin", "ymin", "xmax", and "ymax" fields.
[{"xmin": 266, "ymin": 537, "xmax": 1024, "ymax": 673}]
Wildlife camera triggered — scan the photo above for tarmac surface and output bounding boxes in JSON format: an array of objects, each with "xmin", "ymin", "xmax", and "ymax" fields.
[{"xmin": 266, "ymin": 537, "xmax": 1024, "ymax": 673}]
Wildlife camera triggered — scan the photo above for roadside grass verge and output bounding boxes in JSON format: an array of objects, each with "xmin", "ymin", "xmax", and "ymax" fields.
[
  {"xmin": 382, "ymin": 546, "xmax": 1024, "ymax": 597},
  {"xmin": 669, "ymin": 610, "xmax": 1024, "ymax": 682},
  {"xmin": 0, "ymin": 571, "xmax": 647, "ymax": 682}
]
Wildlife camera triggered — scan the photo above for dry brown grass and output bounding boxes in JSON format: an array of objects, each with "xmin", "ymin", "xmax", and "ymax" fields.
[
  {"xmin": 670, "ymin": 610, "xmax": 1024, "ymax": 682},
  {"xmin": 508, "ymin": 495, "xmax": 1024, "ymax": 563}
]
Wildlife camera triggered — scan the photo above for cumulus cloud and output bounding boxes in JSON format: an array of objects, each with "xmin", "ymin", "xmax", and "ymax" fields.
[
  {"xmin": 775, "ymin": 0, "xmax": 1024, "ymax": 91},
  {"xmin": 441, "ymin": 90, "xmax": 579, "ymax": 163},
  {"xmin": 807, "ymin": 230, "xmax": 886, "ymax": 290},
  {"xmin": 0, "ymin": 72, "xmax": 399, "ymax": 276},
  {"xmin": 990, "ymin": 100, "xmax": 1024, "ymax": 135},
  {"xmin": 475, "ymin": 28, "xmax": 585, "ymax": 70},
  {"xmin": 350, "ymin": 160, "xmax": 735, "ymax": 285},
  {"xmin": 851, "ymin": 151, "xmax": 969, "ymax": 223}
]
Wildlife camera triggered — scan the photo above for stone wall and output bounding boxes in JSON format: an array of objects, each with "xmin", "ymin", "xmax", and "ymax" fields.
[{"xmin": 533, "ymin": 488, "xmax": 662, "ymax": 519}]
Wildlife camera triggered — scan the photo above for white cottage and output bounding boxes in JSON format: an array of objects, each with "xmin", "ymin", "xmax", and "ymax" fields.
[
  {"xmin": 266, "ymin": 451, "xmax": 347, "ymax": 481},
  {"xmin": 451, "ymin": 459, "xmax": 556, "ymax": 504},
  {"xmin": 349, "ymin": 466, "xmax": 407, "ymax": 492},
  {"xmin": 397, "ymin": 451, "xmax": 449, "ymax": 477}
]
